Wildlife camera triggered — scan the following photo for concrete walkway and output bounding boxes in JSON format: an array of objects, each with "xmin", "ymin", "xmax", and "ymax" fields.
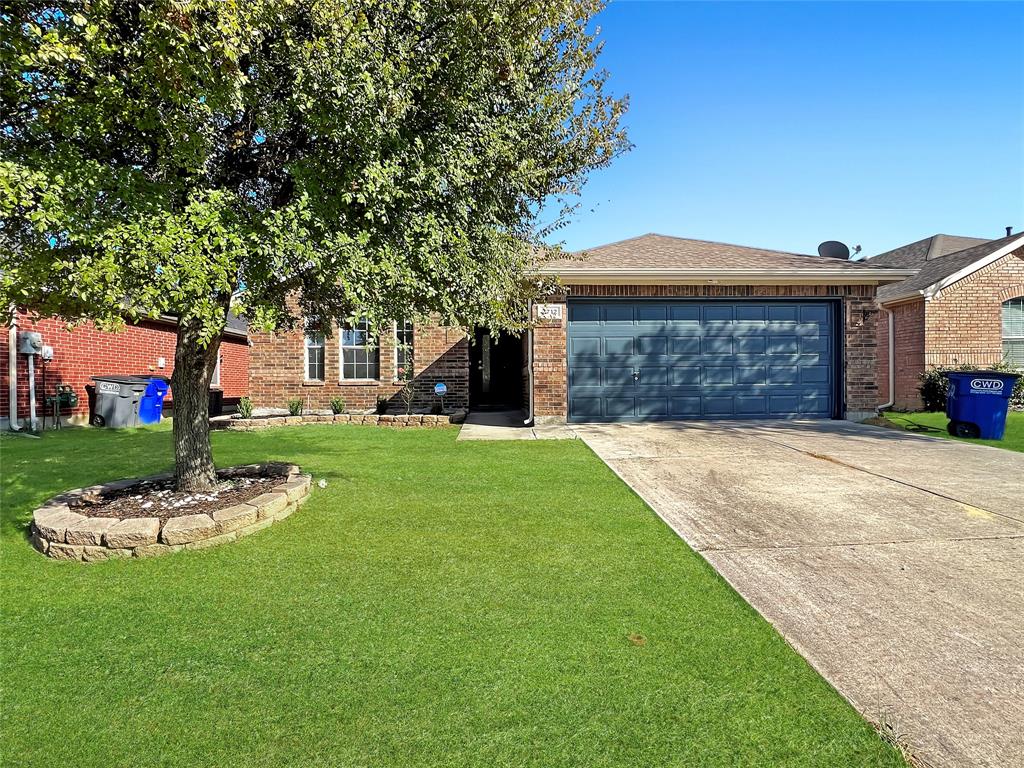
[
  {"xmin": 576, "ymin": 420, "xmax": 1024, "ymax": 768},
  {"xmin": 457, "ymin": 410, "xmax": 577, "ymax": 441}
]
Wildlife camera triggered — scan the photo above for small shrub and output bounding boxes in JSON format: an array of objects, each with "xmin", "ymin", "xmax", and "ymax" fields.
[
  {"xmin": 397, "ymin": 358, "xmax": 415, "ymax": 415},
  {"xmin": 919, "ymin": 364, "xmax": 1024, "ymax": 412},
  {"xmin": 330, "ymin": 397, "xmax": 346, "ymax": 414},
  {"xmin": 237, "ymin": 397, "xmax": 253, "ymax": 419},
  {"xmin": 376, "ymin": 397, "xmax": 389, "ymax": 415},
  {"xmin": 286, "ymin": 399, "xmax": 303, "ymax": 416}
]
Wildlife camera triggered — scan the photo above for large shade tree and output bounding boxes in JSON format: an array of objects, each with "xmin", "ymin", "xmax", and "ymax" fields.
[{"xmin": 0, "ymin": 0, "xmax": 628, "ymax": 490}]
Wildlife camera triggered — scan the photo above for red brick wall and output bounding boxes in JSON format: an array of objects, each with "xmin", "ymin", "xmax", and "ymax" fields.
[
  {"xmin": 875, "ymin": 247, "xmax": 1024, "ymax": 411},
  {"xmin": 248, "ymin": 318, "xmax": 469, "ymax": 412},
  {"xmin": 0, "ymin": 314, "xmax": 249, "ymax": 423},
  {"xmin": 533, "ymin": 283, "xmax": 880, "ymax": 419},
  {"xmin": 876, "ymin": 299, "xmax": 926, "ymax": 410},
  {"xmin": 924, "ymin": 247, "xmax": 1024, "ymax": 368}
]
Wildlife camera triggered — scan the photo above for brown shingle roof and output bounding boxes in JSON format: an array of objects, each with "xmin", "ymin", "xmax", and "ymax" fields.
[
  {"xmin": 877, "ymin": 233, "xmax": 1024, "ymax": 302},
  {"xmin": 867, "ymin": 234, "xmax": 990, "ymax": 269},
  {"xmin": 545, "ymin": 233, "xmax": 901, "ymax": 273}
]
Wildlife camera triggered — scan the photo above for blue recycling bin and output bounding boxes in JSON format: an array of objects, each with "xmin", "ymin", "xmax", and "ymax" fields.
[
  {"xmin": 138, "ymin": 378, "xmax": 170, "ymax": 425},
  {"xmin": 944, "ymin": 371, "xmax": 1020, "ymax": 440}
]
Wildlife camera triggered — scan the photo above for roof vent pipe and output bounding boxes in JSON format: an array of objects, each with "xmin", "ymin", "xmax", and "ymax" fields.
[{"xmin": 1007, "ymin": 226, "xmax": 1013, "ymax": 237}]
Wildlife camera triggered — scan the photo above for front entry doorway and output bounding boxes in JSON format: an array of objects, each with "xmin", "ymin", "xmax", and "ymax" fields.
[{"xmin": 469, "ymin": 328, "xmax": 524, "ymax": 410}]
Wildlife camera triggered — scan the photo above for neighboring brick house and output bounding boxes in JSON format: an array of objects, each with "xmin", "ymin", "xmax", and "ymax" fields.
[
  {"xmin": 2, "ymin": 312, "xmax": 249, "ymax": 428},
  {"xmin": 248, "ymin": 233, "xmax": 910, "ymax": 422},
  {"xmin": 869, "ymin": 231, "xmax": 1024, "ymax": 410}
]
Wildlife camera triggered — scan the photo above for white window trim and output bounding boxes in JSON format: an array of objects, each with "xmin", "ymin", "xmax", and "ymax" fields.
[
  {"xmin": 1003, "ymin": 297, "xmax": 1024, "ymax": 370},
  {"xmin": 339, "ymin": 319, "xmax": 379, "ymax": 382},
  {"xmin": 304, "ymin": 332, "xmax": 326, "ymax": 382},
  {"xmin": 211, "ymin": 353, "xmax": 222, "ymax": 387}
]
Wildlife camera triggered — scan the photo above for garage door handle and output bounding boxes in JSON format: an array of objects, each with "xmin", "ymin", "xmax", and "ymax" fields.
[{"xmin": 633, "ymin": 369, "xmax": 640, "ymax": 382}]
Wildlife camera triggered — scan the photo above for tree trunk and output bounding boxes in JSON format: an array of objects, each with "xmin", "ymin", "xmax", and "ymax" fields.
[{"xmin": 171, "ymin": 317, "xmax": 222, "ymax": 492}]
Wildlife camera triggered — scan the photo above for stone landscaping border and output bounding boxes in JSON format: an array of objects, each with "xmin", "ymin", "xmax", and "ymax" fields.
[
  {"xmin": 30, "ymin": 463, "xmax": 312, "ymax": 562},
  {"xmin": 216, "ymin": 410, "xmax": 467, "ymax": 432}
]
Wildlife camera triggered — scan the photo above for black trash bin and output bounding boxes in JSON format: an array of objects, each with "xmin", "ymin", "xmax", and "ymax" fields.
[
  {"xmin": 89, "ymin": 375, "xmax": 150, "ymax": 428},
  {"xmin": 208, "ymin": 388, "xmax": 224, "ymax": 417}
]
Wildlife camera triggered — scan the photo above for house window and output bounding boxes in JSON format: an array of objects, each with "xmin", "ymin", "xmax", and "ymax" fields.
[
  {"xmin": 1003, "ymin": 297, "xmax": 1024, "ymax": 368},
  {"xmin": 395, "ymin": 320, "xmax": 414, "ymax": 378},
  {"xmin": 341, "ymin": 317, "xmax": 378, "ymax": 380},
  {"xmin": 211, "ymin": 353, "xmax": 222, "ymax": 387},
  {"xmin": 305, "ymin": 331, "xmax": 326, "ymax": 381}
]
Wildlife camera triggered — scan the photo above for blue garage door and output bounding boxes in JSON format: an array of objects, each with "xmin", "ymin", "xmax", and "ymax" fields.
[{"xmin": 567, "ymin": 300, "xmax": 837, "ymax": 422}]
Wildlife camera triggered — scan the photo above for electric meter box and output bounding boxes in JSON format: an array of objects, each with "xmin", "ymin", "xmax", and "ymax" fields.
[{"xmin": 17, "ymin": 331, "xmax": 43, "ymax": 355}]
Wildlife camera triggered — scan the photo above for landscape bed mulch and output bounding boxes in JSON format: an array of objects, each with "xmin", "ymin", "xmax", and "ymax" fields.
[{"xmin": 77, "ymin": 475, "xmax": 282, "ymax": 523}]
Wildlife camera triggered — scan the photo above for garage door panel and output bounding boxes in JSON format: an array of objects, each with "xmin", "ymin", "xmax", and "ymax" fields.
[
  {"xmin": 800, "ymin": 305, "xmax": 830, "ymax": 323},
  {"xmin": 768, "ymin": 305, "xmax": 800, "ymax": 322},
  {"xmin": 736, "ymin": 336, "xmax": 767, "ymax": 355},
  {"xmin": 604, "ymin": 336, "xmax": 634, "ymax": 356},
  {"xmin": 603, "ymin": 305, "xmax": 634, "ymax": 323},
  {"xmin": 768, "ymin": 335, "xmax": 799, "ymax": 354},
  {"xmin": 670, "ymin": 336, "xmax": 701, "ymax": 356},
  {"xmin": 636, "ymin": 304, "xmax": 668, "ymax": 322},
  {"xmin": 638, "ymin": 336, "xmax": 668, "ymax": 355},
  {"xmin": 703, "ymin": 395, "xmax": 735, "ymax": 416},
  {"xmin": 640, "ymin": 367, "xmax": 668, "ymax": 386},
  {"xmin": 702, "ymin": 366, "xmax": 735, "ymax": 385},
  {"xmin": 736, "ymin": 365, "xmax": 767, "ymax": 385},
  {"xmin": 702, "ymin": 336, "xmax": 733, "ymax": 355},
  {"xmin": 604, "ymin": 366, "xmax": 636, "ymax": 385},
  {"xmin": 569, "ymin": 337, "xmax": 602, "ymax": 357},
  {"xmin": 567, "ymin": 300, "xmax": 835, "ymax": 422},
  {"xmin": 670, "ymin": 305, "xmax": 701, "ymax": 323},
  {"xmin": 736, "ymin": 395, "xmax": 769, "ymax": 415},
  {"xmin": 671, "ymin": 366, "xmax": 701, "ymax": 385},
  {"xmin": 735, "ymin": 304, "xmax": 767, "ymax": 322},
  {"xmin": 637, "ymin": 398, "xmax": 669, "ymax": 417},
  {"xmin": 605, "ymin": 397, "xmax": 635, "ymax": 418},
  {"xmin": 570, "ymin": 366, "xmax": 602, "ymax": 387}
]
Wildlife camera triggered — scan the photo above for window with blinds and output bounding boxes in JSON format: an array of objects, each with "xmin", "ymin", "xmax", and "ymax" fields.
[{"xmin": 1003, "ymin": 297, "xmax": 1024, "ymax": 368}]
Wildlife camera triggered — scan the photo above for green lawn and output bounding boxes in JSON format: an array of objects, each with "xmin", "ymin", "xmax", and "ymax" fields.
[
  {"xmin": 1, "ymin": 425, "xmax": 903, "ymax": 767},
  {"xmin": 882, "ymin": 410, "xmax": 1024, "ymax": 452}
]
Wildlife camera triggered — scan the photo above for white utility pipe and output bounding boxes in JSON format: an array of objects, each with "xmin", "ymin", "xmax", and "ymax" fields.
[
  {"xmin": 877, "ymin": 307, "xmax": 895, "ymax": 412},
  {"xmin": 27, "ymin": 352, "xmax": 37, "ymax": 430},
  {"xmin": 524, "ymin": 299, "xmax": 535, "ymax": 426},
  {"xmin": 8, "ymin": 307, "xmax": 20, "ymax": 431}
]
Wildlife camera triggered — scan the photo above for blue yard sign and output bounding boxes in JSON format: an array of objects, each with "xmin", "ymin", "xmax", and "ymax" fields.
[{"xmin": 434, "ymin": 382, "xmax": 448, "ymax": 397}]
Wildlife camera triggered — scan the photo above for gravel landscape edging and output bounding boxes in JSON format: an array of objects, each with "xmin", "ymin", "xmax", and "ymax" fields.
[{"xmin": 30, "ymin": 463, "xmax": 312, "ymax": 562}]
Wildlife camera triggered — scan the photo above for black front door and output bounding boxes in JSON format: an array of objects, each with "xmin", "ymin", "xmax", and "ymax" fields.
[{"xmin": 469, "ymin": 328, "xmax": 523, "ymax": 410}]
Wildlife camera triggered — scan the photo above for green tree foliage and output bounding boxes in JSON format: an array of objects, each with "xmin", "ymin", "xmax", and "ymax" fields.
[{"xmin": 0, "ymin": 0, "xmax": 628, "ymax": 488}]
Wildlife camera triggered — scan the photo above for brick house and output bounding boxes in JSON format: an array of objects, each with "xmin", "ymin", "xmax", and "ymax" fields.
[
  {"xmin": 2, "ymin": 312, "xmax": 249, "ymax": 428},
  {"xmin": 248, "ymin": 234, "xmax": 910, "ymax": 422},
  {"xmin": 869, "ymin": 231, "xmax": 1024, "ymax": 410}
]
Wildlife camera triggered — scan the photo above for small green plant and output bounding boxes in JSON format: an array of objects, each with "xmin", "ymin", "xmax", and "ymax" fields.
[
  {"xmin": 330, "ymin": 397, "xmax": 346, "ymax": 415},
  {"xmin": 237, "ymin": 397, "xmax": 253, "ymax": 419},
  {"xmin": 287, "ymin": 399, "xmax": 303, "ymax": 416},
  {"xmin": 397, "ymin": 351, "xmax": 415, "ymax": 414}
]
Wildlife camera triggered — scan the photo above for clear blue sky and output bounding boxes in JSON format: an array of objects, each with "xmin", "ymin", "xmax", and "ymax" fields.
[{"xmin": 550, "ymin": 1, "xmax": 1024, "ymax": 257}]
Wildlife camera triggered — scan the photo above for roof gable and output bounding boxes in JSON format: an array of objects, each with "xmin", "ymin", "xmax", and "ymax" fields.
[
  {"xmin": 868, "ymin": 234, "xmax": 990, "ymax": 269},
  {"xmin": 877, "ymin": 233, "xmax": 1024, "ymax": 303}
]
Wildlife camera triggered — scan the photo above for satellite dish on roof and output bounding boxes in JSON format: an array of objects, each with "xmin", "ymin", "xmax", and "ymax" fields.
[{"xmin": 817, "ymin": 240, "xmax": 851, "ymax": 260}]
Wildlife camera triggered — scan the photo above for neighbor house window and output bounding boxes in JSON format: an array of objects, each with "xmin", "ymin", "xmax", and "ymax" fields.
[
  {"xmin": 211, "ymin": 354, "xmax": 222, "ymax": 387},
  {"xmin": 395, "ymin": 320, "xmax": 414, "ymax": 378},
  {"xmin": 305, "ymin": 331, "xmax": 325, "ymax": 381},
  {"xmin": 341, "ymin": 317, "xmax": 378, "ymax": 380},
  {"xmin": 1003, "ymin": 297, "xmax": 1024, "ymax": 368}
]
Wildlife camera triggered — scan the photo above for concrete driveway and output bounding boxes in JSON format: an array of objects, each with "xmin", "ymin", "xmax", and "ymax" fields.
[{"xmin": 576, "ymin": 420, "xmax": 1024, "ymax": 768}]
